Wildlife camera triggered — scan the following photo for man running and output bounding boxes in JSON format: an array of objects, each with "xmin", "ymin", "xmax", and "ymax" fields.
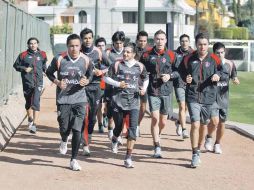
[
  {"xmin": 135, "ymin": 31, "xmax": 152, "ymax": 137},
  {"xmin": 140, "ymin": 30, "xmax": 178, "ymax": 158},
  {"xmin": 104, "ymin": 42, "xmax": 148, "ymax": 168},
  {"xmin": 13, "ymin": 37, "xmax": 47, "ymax": 134},
  {"xmin": 173, "ymin": 34, "xmax": 194, "ymax": 138},
  {"xmin": 46, "ymin": 34, "xmax": 93, "ymax": 171},
  {"xmin": 80, "ymin": 28, "xmax": 109, "ymax": 156},
  {"xmin": 104, "ymin": 31, "xmax": 125, "ymax": 140},
  {"xmin": 204, "ymin": 42, "xmax": 240, "ymax": 154},
  {"xmin": 182, "ymin": 33, "xmax": 224, "ymax": 168}
]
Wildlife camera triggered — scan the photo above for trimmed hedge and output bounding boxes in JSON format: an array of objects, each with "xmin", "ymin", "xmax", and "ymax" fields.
[{"xmin": 214, "ymin": 27, "xmax": 249, "ymax": 39}]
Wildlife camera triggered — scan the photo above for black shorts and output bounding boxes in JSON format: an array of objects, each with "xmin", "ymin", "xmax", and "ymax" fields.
[
  {"xmin": 23, "ymin": 86, "xmax": 43, "ymax": 111},
  {"xmin": 57, "ymin": 103, "xmax": 86, "ymax": 132}
]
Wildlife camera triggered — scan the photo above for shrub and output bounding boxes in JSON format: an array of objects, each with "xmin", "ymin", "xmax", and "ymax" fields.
[{"xmin": 50, "ymin": 24, "xmax": 72, "ymax": 34}]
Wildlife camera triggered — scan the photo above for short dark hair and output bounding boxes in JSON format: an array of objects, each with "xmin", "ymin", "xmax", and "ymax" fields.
[
  {"xmin": 80, "ymin": 28, "xmax": 94, "ymax": 39},
  {"xmin": 179, "ymin": 34, "xmax": 190, "ymax": 42},
  {"xmin": 66, "ymin": 34, "xmax": 81, "ymax": 45},
  {"xmin": 154, "ymin": 29, "xmax": 166, "ymax": 37},
  {"xmin": 95, "ymin": 37, "xmax": 107, "ymax": 46},
  {"xmin": 27, "ymin": 37, "xmax": 39, "ymax": 45},
  {"xmin": 195, "ymin": 33, "xmax": 209, "ymax": 44},
  {"xmin": 136, "ymin": 31, "xmax": 148, "ymax": 41},
  {"xmin": 213, "ymin": 42, "xmax": 225, "ymax": 53},
  {"xmin": 112, "ymin": 31, "xmax": 125, "ymax": 42},
  {"xmin": 124, "ymin": 42, "xmax": 137, "ymax": 53}
]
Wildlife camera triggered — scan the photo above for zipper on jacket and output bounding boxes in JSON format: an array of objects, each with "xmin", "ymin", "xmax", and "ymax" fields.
[{"xmin": 198, "ymin": 60, "xmax": 203, "ymax": 103}]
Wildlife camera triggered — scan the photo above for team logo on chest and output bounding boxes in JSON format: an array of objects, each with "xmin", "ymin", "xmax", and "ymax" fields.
[
  {"xmin": 204, "ymin": 62, "xmax": 210, "ymax": 67},
  {"xmin": 161, "ymin": 57, "xmax": 166, "ymax": 63},
  {"xmin": 37, "ymin": 57, "xmax": 41, "ymax": 61}
]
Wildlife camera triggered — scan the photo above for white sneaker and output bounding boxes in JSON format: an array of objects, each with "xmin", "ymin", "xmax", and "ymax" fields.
[
  {"xmin": 175, "ymin": 120, "xmax": 182, "ymax": 136},
  {"xmin": 153, "ymin": 146, "xmax": 162, "ymax": 158},
  {"xmin": 29, "ymin": 124, "xmax": 36, "ymax": 134},
  {"xmin": 204, "ymin": 136, "xmax": 213, "ymax": 151},
  {"xmin": 70, "ymin": 159, "xmax": 81, "ymax": 171},
  {"xmin": 136, "ymin": 125, "xmax": 140, "ymax": 137},
  {"xmin": 111, "ymin": 141, "xmax": 118, "ymax": 153},
  {"xmin": 83, "ymin": 145, "xmax": 91, "ymax": 156},
  {"xmin": 182, "ymin": 129, "xmax": 189, "ymax": 139},
  {"xmin": 214, "ymin": 144, "xmax": 222, "ymax": 154},
  {"xmin": 124, "ymin": 156, "xmax": 134, "ymax": 168},
  {"xmin": 59, "ymin": 140, "xmax": 68, "ymax": 155},
  {"xmin": 117, "ymin": 136, "xmax": 123, "ymax": 146},
  {"xmin": 190, "ymin": 153, "xmax": 201, "ymax": 168},
  {"xmin": 108, "ymin": 129, "xmax": 113, "ymax": 140}
]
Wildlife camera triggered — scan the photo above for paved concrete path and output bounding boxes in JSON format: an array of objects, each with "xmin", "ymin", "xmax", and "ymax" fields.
[{"xmin": 0, "ymin": 84, "xmax": 253, "ymax": 190}]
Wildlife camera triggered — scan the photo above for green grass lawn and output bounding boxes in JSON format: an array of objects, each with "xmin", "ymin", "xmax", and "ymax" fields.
[{"xmin": 228, "ymin": 71, "xmax": 254, "ymax": 124}]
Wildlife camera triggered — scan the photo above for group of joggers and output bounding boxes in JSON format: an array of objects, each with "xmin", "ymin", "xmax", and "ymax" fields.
[{"xmin": 13, "ymin": 28, "xmax": 240, "ymax": 171}]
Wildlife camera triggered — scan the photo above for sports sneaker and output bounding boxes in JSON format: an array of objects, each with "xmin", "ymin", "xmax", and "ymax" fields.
[
  {"xmin": 204, "ymin": 136, "xmax": 213, "ymax": 151},
  {"xmin": 83, "ymin": 145, "xmax": 91, "ymax": 156},
  {"xmin": 190, "ymin": 153, "xmax": 201, "ymax": 168},
  {"xmin": 214, "ymin": 144, "xmax": 222, "ymax": 154},
  {"xmin": 98, "ymin": 123, "xmax": 104, "ymax": 133},
  {"xmin": 182, "ymin": 129, "xmax": 189, "ymax": 139},
  {"xmin": 70, "ymin": 159, "xmax": 81, "ymax": 171},
  {"xmin": 108, "ymin": 129, "xmax": 113, "ymax": 140},
  {"xmin": 59, "ymin": 140, "xmax": 68, "ymax": 155},
  {"xmin": 29, "ymin": 124, "xmax": 37, "ymax": 134},
  {"xmin": 175, "ymin": 120, "xmax": 182, "ymax": 136},
  {"xmin": 124, "ymin": 156, "xmax": 134, "ymax": 168},
  {"xmin": 111, "ymin": 141, "xmax": 118, "ymax": 153},
  {"xmin": 153, "ymin": 146, "xmax": 162, "ymax": 158},
  {"xmin": 117, "ymin": 136, "xmax": 123, "ymax": 146},
  {"xmin": 136, "ymin": 125, "xmax": 140, "ymax": 137},
  {"xmin": 103, "ymin": 115, "xmax": 108, "ymax": 128}
]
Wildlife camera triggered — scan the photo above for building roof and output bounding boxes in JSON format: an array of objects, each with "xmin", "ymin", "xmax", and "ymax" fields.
[{"xmin": 113, "ymin": 0, "xmax": 195, "ymax": 15}]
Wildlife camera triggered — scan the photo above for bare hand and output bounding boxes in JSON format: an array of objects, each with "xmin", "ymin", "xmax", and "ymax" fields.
[
  {"xmin": 161, "ymin": 74, "xmax": 170, "ymax": 83},
  {"xmin": 58, "ymin": 79, "xmax": 67, "ymax": 90},
  {"xmin": 94, "ymin": 68, "xmax": 103, "ymax": 76},
  {"xmin": 186, "ymin": 74, "xmax": 192, "ymax": 84},
  {"xmin": 25, "ymin": 67, "xmax": 33, "ymax": 73},
  {"xmin": 211, "ymin": 74, "xmax": 220, "ymax": 82},
  {"xmin": 119, "ymin": 81, "xmax": 128, "ymax": 88},
  {"xmin": 232, "ymin": 77, "xmax": 240, "ymax": 85},
  {"xmin": 79, "ymin": 76, "xmax": 89, "ymax": 86}
]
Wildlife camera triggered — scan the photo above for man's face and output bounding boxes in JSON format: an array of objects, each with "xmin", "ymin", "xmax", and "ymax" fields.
[
  {"xmin": 180, "ymin": 37, "xmax": 190, "ymax": 50},
  {"xmin": 96, "ymin": 41, "xmax": 106, "ymax": 51},
  {"xmin": 154, "ymin": 33, "xmax": 167, "ymax": 51},
  {"xmin": 123, "ymin": 46, "xmax": 135, "ymax": 61},
  {"xmin": 137, "ymin": 36, "xmax": 148, "ymax": 49},
  {"xmin": 196, "ymin": 38, "xmax": 209, "ymax": 57},
  {"xmin": 215, "ymin": 47, "xmax": 225, "ymax": 60},
  {"xmin": 82, "ymin": 33, "xmax": 93, "ymax": 47},
  {"xmin": 28, "ymin": 40, "xmax": 39, "ymax": 51},
  {"xmin": 113, "ymin": 40, "xmax": 124, "ymax": 51},
  {"xmin": 67, "ymin": 39, "xmax": 81, "ymax": 58}
]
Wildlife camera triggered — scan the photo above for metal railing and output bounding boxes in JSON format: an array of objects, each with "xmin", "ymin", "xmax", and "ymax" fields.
[{"xmin": 0, "ymin": 0, "xmax": 52, "ymax": 105}]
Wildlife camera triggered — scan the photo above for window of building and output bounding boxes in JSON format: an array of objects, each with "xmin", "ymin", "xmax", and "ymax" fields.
[
  {"xmin": 37, "ymin": 17, "xmax": 45, "ymax": 20},
  {"xmin": 79, "ymin": 10, "xmax": 87, "ymax": 23},
  {"xmin": 123, "ymin": 12, "xmax": 137, "ymax": 23},
  {"xmin": 145, "ymin": 12, "xmax": 167, "ymax": 24}
]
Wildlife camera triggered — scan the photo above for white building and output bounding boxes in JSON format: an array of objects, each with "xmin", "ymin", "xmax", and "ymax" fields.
[
  {"xmin": 73, "ymin": 0, "xmax": 196, "ymax": 42},
  {"xmin": 17, "ymin": 0, "xmax": 74, "ymax": 27}
]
